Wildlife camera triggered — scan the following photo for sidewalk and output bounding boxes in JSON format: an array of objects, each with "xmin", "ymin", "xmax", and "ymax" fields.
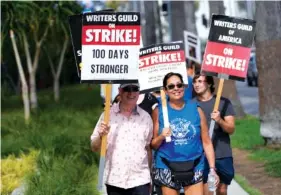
[
  {"xmin": 100, "ymin": 180, "xmax": 249, "ymax": 195},
  {"xmin": 228, "ymin": 180, "xmax": 249, "ymax": 195}
]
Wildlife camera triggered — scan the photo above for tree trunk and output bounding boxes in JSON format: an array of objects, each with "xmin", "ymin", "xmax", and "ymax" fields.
[
  {"xmin": 54, "ymin": 38, "xmax": 68, "ymax": 102},
  {"xmin": 255, "ymin": 1, "xmax": 281, "ymax": 145},
  {"xmin": 22, "ymin": 83, "xmax": 30, "ymax": 123},
  {"xmin": 46, "ymin": 37, "xmax": 68, "ymax": 102},
  {"xmin": 144, "ymin": 1, "xmax": 157, "ymax": 46},
  {"xmin": 29, "ymin": 73, "xmax": 37, "ymax": 109},
  {"xmin": 10, "ymin": 30, "xmax": 30, "ymax": 123},
  {"xmin": 23, "ymin": 34, "xmax": 38, "ymax": 110},
  {"xmin": 209, "ymin": 0, "xmax": 225, "ymax": 23},
  {"xmin": 184, "ymin": 1, "xmax": 197, "ymax": 34},
  {"xmin": 155, "ymin": 0, "xmax": 163, "ymax": 43},
  {"xmin": 54, "ymin": 77, "xmax": 59, "ymax": 102},
  {"xmin": 209, "ymin": 0, "xmax": 245, "ymax": 118},
  {"xmin": 170, "ymin": 1, "xmax": 185, "ymax": 41}
]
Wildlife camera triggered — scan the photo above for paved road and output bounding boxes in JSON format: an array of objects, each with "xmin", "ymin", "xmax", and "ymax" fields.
[{"xmin": 235, "ymin": 81, "xmax": 259, "ymax": 116}]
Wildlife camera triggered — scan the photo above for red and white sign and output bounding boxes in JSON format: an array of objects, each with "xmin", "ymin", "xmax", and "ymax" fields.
[
  {"xmin": 138, "ymin": 42, "xmax": 188, "ymax": 92},
  {"xmin": 81, "ymin": 12, "xmax": 141, "ymax": 83},
  {"xmin": 201, "ymin": 15, "xmax": 256, "ymax": 81},
  {"xmin": 202, "ymin": 42, "xmax": 251, "ymax": 78},
  {"xmin": 82, "ymin": 25, "xmax": 140, "ymax": 45}
]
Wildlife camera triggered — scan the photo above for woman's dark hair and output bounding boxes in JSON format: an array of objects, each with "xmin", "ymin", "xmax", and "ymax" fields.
[
  {"xmin": 193, "ymin": 74, "xmax": 215, "ymax": 93},
  {"xmin": 112, "ymin": 94, "xmax": 121, "ymax": 104},
  {"xmin": 163, "ymin": 72, "xmax": 184, "ymax": 89}
]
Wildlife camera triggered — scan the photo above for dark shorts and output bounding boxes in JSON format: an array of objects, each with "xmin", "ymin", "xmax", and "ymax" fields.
[
  {"xmin": 203, "ymin": 157, "xmax": 235, "ymax": 185},
  {"xmin": 106, "ymin": 183, "xmax": 150, "ymax": 195},
  {"xmin": 153, "ymin": 168, "xmax": 203, "ymax": 190}
]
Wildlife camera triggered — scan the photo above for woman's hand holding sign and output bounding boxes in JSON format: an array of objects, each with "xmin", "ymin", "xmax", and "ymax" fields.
[{"xmin": 161, "ymin": 127, "xmax": 172, "ymax": 140}]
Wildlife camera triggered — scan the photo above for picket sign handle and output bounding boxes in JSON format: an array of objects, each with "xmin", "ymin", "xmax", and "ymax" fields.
[
  {"xmin": 192, "ymin": 64, "xmax": 195, "ymax": 77},
  {"xmin": 97, "ymin": 84, "xmax": 112, "ymax": 191},
  {"xmin": 160, "ymin": 89, "xmax": 171, "ymax": 142},
  {"xmin": 209, "ymin": 78, "xmax": 224, "ymax": 139},
  {"xmin": 101, "ymin": 84, "xmax": 111, "ymax": 155}
]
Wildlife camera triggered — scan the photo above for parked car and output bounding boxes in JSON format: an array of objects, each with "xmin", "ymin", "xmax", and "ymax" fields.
[{"xmin": 247, "ymin": 52, "xmax": 258, "ymax": 87}]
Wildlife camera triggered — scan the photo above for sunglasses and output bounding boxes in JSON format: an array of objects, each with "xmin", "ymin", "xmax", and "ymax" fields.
[
  {"xmin": 122, "ymin": 86, "xmax": 139, "ymax": 92},
  {"xmin": 166, "ymin": 83, "xmax": 184, "ymax": 90}
]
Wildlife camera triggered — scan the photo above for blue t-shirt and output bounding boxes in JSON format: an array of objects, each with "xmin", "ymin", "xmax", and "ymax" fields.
[
  {"xmin": 183, "ymin": 76, "xmax": 193, "ymax": 101},
  {"xmin": 155, "ymin": 101, "xmax": 204, "ymax": 169}
]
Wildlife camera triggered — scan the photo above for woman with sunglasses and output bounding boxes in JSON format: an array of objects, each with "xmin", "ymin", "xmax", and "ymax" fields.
[{"xmin": 151, "ymin": 72, "xmax": 219, "ymax": 195}]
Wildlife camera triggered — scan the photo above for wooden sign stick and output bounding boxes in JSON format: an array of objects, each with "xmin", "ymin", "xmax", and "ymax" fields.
[
  {"xmin": 209, "ymin": 78, "xmax": 224, "ymax": 139},
  {"xmin": 160, "ymin": 89, "xmax": 171, "ymax": 142},
  {"xmin": 97, "ymin": 84, "xmax": 112, "ymax": 191}
]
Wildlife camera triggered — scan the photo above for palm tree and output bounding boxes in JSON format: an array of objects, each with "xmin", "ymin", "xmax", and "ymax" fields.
[{"xmin": 255, "ymin": 1, "xmax": 281, "ymax": 145}]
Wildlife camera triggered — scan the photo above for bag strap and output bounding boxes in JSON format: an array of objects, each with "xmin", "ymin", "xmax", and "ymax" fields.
[
  {"xmin": 161, "ymin": 157, "xmax": 170, "ymax": 167},
  {"xmin": 161, "ymin": 155, "xmax": 202, "ymax": 167},
  {"xmin": 194, "ymin": 155, "xmax": 201, "ymax": 166}
]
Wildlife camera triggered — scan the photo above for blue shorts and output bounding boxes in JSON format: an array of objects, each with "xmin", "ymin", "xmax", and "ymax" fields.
[{"xmin": 203, "ymin": 157, "xmax": 235, "ymax": 185}]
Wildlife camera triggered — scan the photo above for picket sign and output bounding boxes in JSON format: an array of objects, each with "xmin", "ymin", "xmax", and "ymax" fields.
[
  {"xmin": 183, "ymin": 30, "xmax": 201, "ymax": 64},
  {"xmin": 160, "ymin": 89, "xmax": 171, "ymax": 142},
  {"xmin": 201, "ymin": 14, "xmax": 256, "ymax": 139},
  {"xmin": 68, "ymin": 9, "xmax": 115, "ymax": 78},
  {"xmin": 80, "ymin": 11, "xmax": 141, "ymax": 191}
]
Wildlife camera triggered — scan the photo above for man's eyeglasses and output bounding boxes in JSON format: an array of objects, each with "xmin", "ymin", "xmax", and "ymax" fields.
[
  {"xmin": 192, "ymin": 80, "xmax": 207, "ymax": 85},
  {"xmin": 122, "ymin": 86, "xmax": 139, "ymax": 92},
  {"xmin": 166, "ymin": 83, "xmax": 184, "ymax": 90}
]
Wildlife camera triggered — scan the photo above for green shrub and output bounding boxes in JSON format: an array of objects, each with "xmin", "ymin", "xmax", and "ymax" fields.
[{"xmin": 1, "ymin": 85, "xmax": 102, "ymax": 194}]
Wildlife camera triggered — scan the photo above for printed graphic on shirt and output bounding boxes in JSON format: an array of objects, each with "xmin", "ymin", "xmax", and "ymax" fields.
[{"xmin": 170, "ymin": 118, "xmax": 196, "ymax": 145}]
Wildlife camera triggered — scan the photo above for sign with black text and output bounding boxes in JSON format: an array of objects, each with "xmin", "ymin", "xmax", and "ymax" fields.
[
  {"xmin": 183, "ymin": 30, "xmax": 201, "ymax": 64},
  {"xmin": 201, "ymin": 15, "xmax": 256, "ymax": 81},
  {"xmin": 138, "ymin": 42, "xmax": 188, "ymax": 92},
  {"xmin": 68, "ymin": 9, "xmax": 115, "ymax": 78},
  {"xmin": 68, "ymin": 14, "xmax": 82, "ymax": 78},
  {"xmin": 81, "ymin": 12, "xmax": 141, "ymax": 83}
]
